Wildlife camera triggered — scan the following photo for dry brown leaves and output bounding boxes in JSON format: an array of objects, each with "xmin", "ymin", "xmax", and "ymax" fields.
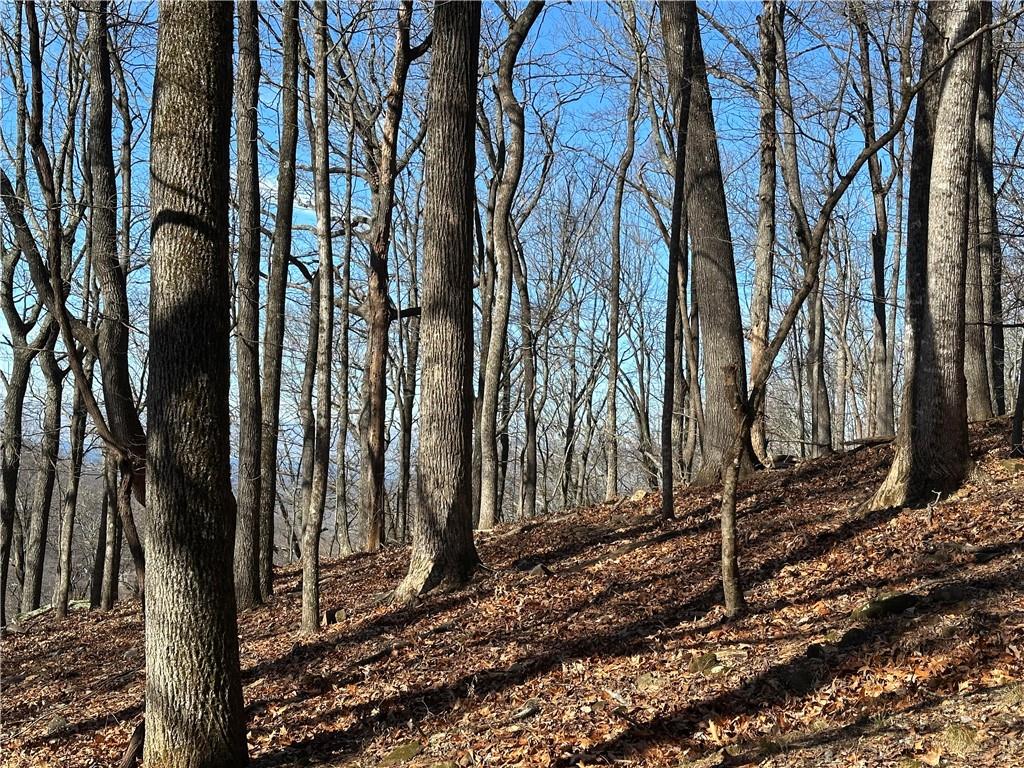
[{"xmin": 2, "ymin": 421, "xmax": 1022, "ymax": 767}]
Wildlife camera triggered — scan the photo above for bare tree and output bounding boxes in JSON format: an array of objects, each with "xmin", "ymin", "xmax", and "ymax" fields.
[{"xmin": 145, "ymin": 1, "xmax": 247, "ymax": 764}]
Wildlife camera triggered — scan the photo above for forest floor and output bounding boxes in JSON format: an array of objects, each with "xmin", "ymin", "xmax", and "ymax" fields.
[{"xmin": 3, "ymin": 422, "xmax": 1024, "ymax": 768}]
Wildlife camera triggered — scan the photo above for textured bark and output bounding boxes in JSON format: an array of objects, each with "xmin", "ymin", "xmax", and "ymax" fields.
[
  {"xmin": 852, "ymin": 1, "xmax": 896, "ymax": 437},
  {"xmin": 396, "ymin": 0, "xmax": 481, "ymax": 601},
  {"xmin": 965, "ymin": 170, "xmax": 993, "ymax": 420},
  {"xmin": 686, "ymin": 18, "xmax": 755, "ymax": 484},
  {"xmin": 233, "ymin": 0, "xmax": 263, "ymax": 611},
  {"xmin": 976, "ymin": 17, "xmax": 1003, "ymax": 414},
  {"xmin": 606, "ymin": 63, "xmax": 639, "ymax": 501},
  {"xmin": 89, "ymin": 481, "xmax": 108, "ymax": 609},
  {"xmin": 145, "ymin": 2, "xmax": 247, "ymax": 764},
  {"xmin": 302, "ymin": 0, "xmax": 333, "ymax": 634},
  {"xmin": 659, "ymin": 0, "xmax": 696, "ymax": 516},
  {"xmin": 295, "ymin": 274, "xmax": 321, "ymax": 559},
  {"xmin": 479, "ymin": 1, "xmax": 544, "ymax": 530},
  {"xmin": 259, "ymin": 0, "xmax": 299, "ymax": 595},
  {"xmin": 512, "ymin": 238, "xmax": 538, "ymax": 518},
  {"xmin": 89, "ymin": 0, "xmax": 148, "ymax": 510},
  {"xmin": 360, "ymin": 1, "xmax": 421, "ymax": 552},
  {"xmin": 21, "ymin": 341, "xmax": 63, "ymax": 613},
  {"xmin": 101, "ymin": 451, "xmax": 122, "ymax": 610},
  {"xmin": 872, "ymin": 0, "xmax": 981, "ymax": 509},
  {"xmin": 807, "ymin": 265, "xmax": 833, "ymax": 457},
  {"xmin": 749, "ymin": 0, "xmax": 778, "ymax": 462}
]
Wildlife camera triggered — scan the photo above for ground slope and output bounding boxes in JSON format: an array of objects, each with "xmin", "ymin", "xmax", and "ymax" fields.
[{"xmin": 2, "ymin": 422, "xmax": 1023, "ymax": 768}]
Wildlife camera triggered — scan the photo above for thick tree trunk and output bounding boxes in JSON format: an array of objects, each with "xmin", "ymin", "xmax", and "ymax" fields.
[
  {"xmin": 145, "ymin": 3, "xmax": 247, "ymax": 764},
  {"xmin": 686, "ymin": 18, "xmax": 756, "ymax": 484},
  {"xmin": 302, "ymin": 0, "xmax": 333, "ymax": 634},
  {"xmin": 479, "ymin": 1, "xmax": 544, "ymax": 530},
  {"xmin": 21, "ymin": 342, "xmax": 63, "ymax": 614},
  {"xmin": 396, "ymin": 0, "xmax": 481, "ymax": 600},
  {"xmin": 872, "ymin": 0, "xmax": 982, "ymax": 509},
  {"xmin": 233, "ymin": 0, "xmax": 263, "ymax": 611},
  {"xmin": 259, "ymin": 0, "xmax": 299, "ymax": 595}
]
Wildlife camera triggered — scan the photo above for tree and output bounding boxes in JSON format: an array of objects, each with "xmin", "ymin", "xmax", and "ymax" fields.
[
  {"xmin": 396, "ymin": 0, "xmax": 482, "ymax": 600},
  {"xmin": 145, "ymin": 1, "xmax": 247, "ymax": 764},
  {"xmin": 871, "ymin": 0, "xmax": 983, "ymax": 509},
  {"xmin": 686, "ymin": 6, "xmax": 756, "ymax": 484},
  {"xmin": 301, "ymin": 0, "xmax": 334, "ymax": 634},
  {"xmin": 659, "ymin": 0, "xmax": 696, "ymax": 518},
  {"xmin": 477, "ymin": 1, "xmax": 544, "ymax": 530},
  {"xmin": 259, "ymin": 0, "xmax": 299, "ymax": 596},
  {"xmin": 234, "ymin": 0, "xmax": 263, "ymax": 611}
]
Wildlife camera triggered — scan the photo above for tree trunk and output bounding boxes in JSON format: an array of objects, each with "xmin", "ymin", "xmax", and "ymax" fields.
[
  {"xmin": 259, "ymin": 0, "xmax": 299, "ymax": 596},
  {"xmin": 295, "ymin": 273, "xmax": 321, "ymax": 558},
  {"xmin": 871, "ymin": 0, "xmax": 982, "ymax": 509},
  {"xmin": 90, "ymin": 482, "xmax": 108, "ymax": 610},
  {"xmin": 479, "ymin": 1, "xmax": 544, "ymax": 530},
  {"xmin": 21, "ymin": 341, "xmax": 63, "ymax": 614},
  {"xmin": 686, "ymin": 16, "xmax": 756, "ymax": 484},
  {"xmin": 511, "ymin": 239, "xmax": 538, "ymax": 518},
  {"xmin": 396, "ymin": 0, "xmax": 481, "ymax": 600},
  {"xmin": 807, "ymin": 264, "xmax": 833, "ymax": 457},
  {"xmin": 145, "ymin": 3, "xmax": 247, "ymax": 764},
  {"xmin": 976, "ymin": 15, "xmax": 1003, "ymax": 414},
  {"xmin": 749, "ymin": 0, "xmax": 778, "ymax": 462},
  {"xmin": 302, "ymin": 0, "xmax": 333, "ymax": 634},
  {"xmin": 659, "ymin": 0, "xmax": 696, "ymax": 516},
  {"xmin": 360, "ymin": 1, "xmax": 420, "ymax": 552},
  {"xmin": 233, "ymin": 0, "xmax": 263, "ymax": 611},
  {"xmin": 965, "ymin": 168, "xmax": 993, "ymax": 420},
  {"xmin": 101, "ymin": 451, "xmax": 122, "ymax": 610},
  {"xmin": 852, "ymin": 1, "xmax": 896, "ymax": 437}
]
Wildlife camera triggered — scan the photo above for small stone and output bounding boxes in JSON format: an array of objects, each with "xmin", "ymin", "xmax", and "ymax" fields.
[
  {"xmin": 528, "ymin": 564, "xmax": 552, "ymax": 578},
  {"xmin": 689, "ymin": 651, "xmax": 719, "ymax": 674},
  {"xmin": 45, "ymin": 714, "xmax": 68, "ymax": 737},
  {"xmin": 380, "ymin": 740, "xmax": 423, "ymax": 766},
  {"xmin": 852, "ymin": 593, "xmax": 919, "ymax": 620}
]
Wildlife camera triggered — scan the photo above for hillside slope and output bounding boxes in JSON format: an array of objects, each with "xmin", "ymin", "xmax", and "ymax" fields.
[{"xmin": 3, "ymin": 422, "xmax": 1023, "ymax": 768}]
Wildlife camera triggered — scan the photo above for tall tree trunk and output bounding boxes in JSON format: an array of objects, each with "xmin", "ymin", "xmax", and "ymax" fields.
[
  {"xmin": 295, "ymin": 273, "xmax": 321, "ymax": 558},
  {"xmin": 302, "ymin": 0, "xmax": 334, "ymax": 634},
  {"xmin": 145, "ymin": 3, "xmax": 247, "ymax": 764},
  {"xmin": 479, "ymin": 1, "xmax": 545, "ymax": 530},
  {"xmin": 21, "ymin": 341, "xmax": 63, "ymax": 613},
  {"xmin": 259, "ymin": 0, "xmax": 299, "ymax": 596},
  {"xmin": 334, "ymin": 107, "xmax": 356, "ymax": 557},
  {"xmin": 659, "ymin": 0, "xmax": 696, "ymax": 518},
  {"xmin": 807, "ymin": 264, "xmax": 833, "ymax": 457},
  {"xmin": 749, "ymin": 0, "xmax": 778, "ymax": 462},
  {"xmin": 511, "ymin": 239, "xmax": 538, "ymax": 518},
  {"xmin": 606, "ymin": 57, "xmax": 640, "ymax": 501},
  {"xmin": 872, "ymin": 0, "xmax": 982, "ymax": 509},
  {"xmin": 686, "ymin": 13, "xmax": 755, "ymax": 484},
  {"xmin": 360, "ymin": 1, "xmax": 421, "ymax": 552},
  {"xmin": 965, "ymin": 169, "xmax": 993, "ymax": 420},
  {"xmin": 89, "ymin": 0, "xmax": 148, "ymax": 508},
  {"xmin": 852, "ymin": 1, "xmax": 896, "ymax": 437},
  {"xmin": 396, "ymin": 0, "xmax": 481, "ymax": 600},
  {"xmin": 976, "ymin": 16, "xmax": 1003, "ymax": 414},
  {"xmin": 233, "ymin": 0, "xmax": 263, "ymax": 611}
]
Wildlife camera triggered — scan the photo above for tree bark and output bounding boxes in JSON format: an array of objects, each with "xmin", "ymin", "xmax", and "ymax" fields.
[
  {"xmin": 302, "ymin": 0, "xmax": 334, "ymax": 634},
  {"xmin": 21, "ymin": 340, "xmax": 63, "ymax": 613},
  {"xmin": 233, "ymin": 0, "xmax": 263, "ymax": 611},
  {"xmin": 396, "ymin": 0, "xmax": 482, "ymax": 600},
  {"xmin": 259, "ymin": 0, "xmax": 299, "ymax": 596},
  {"xmin": 479, "ymin": 1, "xmax": 545, "ymax": 530},
  {"xmin": 871, "ymin": 0, "xmax": 982, "ymax": 509},
  {"xmin": 145, "ymin": 2, "xmax": 247, "ymax": 764},
  {"xmin": 659, "ymin": 0, "xmax": 696, "ymax": 517},
  {"xmin": 749, "ymin": 0, "xmax": 779, "ymax": 462}
]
